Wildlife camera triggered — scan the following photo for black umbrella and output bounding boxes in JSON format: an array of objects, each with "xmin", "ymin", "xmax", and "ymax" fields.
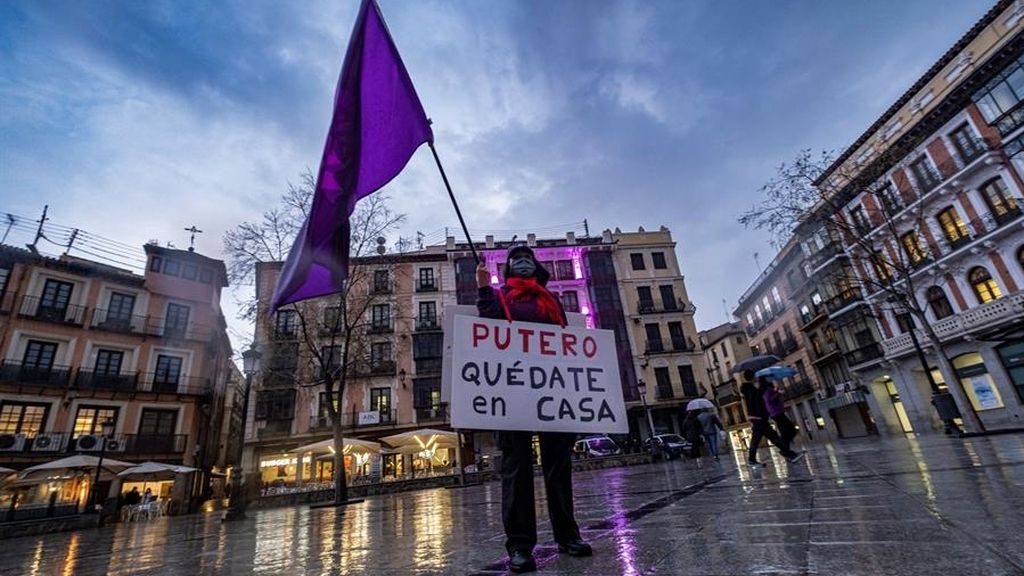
[{"xmin": 731, "ymin": 354, "xmax": 781, "ymax": 374}]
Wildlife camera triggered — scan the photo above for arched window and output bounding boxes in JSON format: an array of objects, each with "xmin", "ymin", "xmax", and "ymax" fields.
[
  {"xmin": 968, "ymin": 267, "xmax": 1003, "ymax": 304},
  {"xmin": 926, "ymin": 286, "xmax": 954, "ymax": 319}
]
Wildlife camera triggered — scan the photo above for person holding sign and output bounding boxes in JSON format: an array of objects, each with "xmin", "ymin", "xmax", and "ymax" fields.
[{"xmin": 476, "ymin": 246, "xmax": 593, "ymax": 573}]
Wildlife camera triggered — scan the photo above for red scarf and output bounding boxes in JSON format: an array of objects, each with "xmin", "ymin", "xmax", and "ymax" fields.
[{"xmin": 503, "ymin": 277, "xmax": 565, "ymax": 326}]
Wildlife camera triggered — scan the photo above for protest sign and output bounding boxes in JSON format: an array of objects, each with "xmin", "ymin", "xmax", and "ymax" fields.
[{"xmin": 447, "ymin": 314, "xmax": 628, "ymax": 434}]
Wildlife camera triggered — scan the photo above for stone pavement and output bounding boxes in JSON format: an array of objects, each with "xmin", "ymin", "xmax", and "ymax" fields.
[{"xmin": 2, "ymin": 434, "xmax": 1024, "ymax": 575}]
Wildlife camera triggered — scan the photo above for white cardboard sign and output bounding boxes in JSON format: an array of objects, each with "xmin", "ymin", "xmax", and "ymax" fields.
[{"xmin": 448, "ymin": 314, "xmax": 628, "ymax": 434}]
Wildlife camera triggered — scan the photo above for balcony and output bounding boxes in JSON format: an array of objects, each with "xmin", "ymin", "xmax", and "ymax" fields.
[
  {"xmin": 995, "ymin": 100, "xmax": 1024, "ymax": 136},
  {"xmin": 75, "ymin": 369, "xmax": 138, "ymax": 392},
  {"xmin": 825, "ymin": 290, "xmax": 862, "ymax": 314},
  {"xmin": 638, "ymin": 300, "xmax": 693, "ymax": 315},
  {"xmin": 780, "ymin": 336, "xmax": 799, "ymax": 354},
  {"xmin": 784, "ymin": 379, "xmax": 815, "ymax": 400},
  {"xmin": 882, "ymin": 290, "xmax": 1024, "ymax": 357},
  {"xmin": 123, "ymin": 434, "xmax": 187, "ymax": 454},
  {"xmin": 271, "ymin": 327, "xmax": 298, "ymax": 341},
  {"xmin": 309, "ymin": 415, "xmax": 333, "ymax": 432},
  {"xmin": 716, "ymin": 387, "xmax": 739, "ymax": 405},
  {"xmin": 655, "ymin": 386, "xmax": 675, "ymax": 400},
  {"xmin": 369, "ymin": 360, "xmax": 396, "ymax": 376},
  {"xmin": 415, "ymin": 278, "xmax": 439, "ymax": 292},
  {"xmin": 993, "ymin": 205, "xmax": 1023, "ymax": 226},
  {"xmin": 0, "ymin": 360, "xmax": 71, "ymax": 388},
  {"xmin": 90, "ymin": 308, "xmax": 147, "ymax": 334},
  {"xmin": 257, "ymin": 420, "xmax": 293, "ymax": 439},
  {"xmin": 809, "ymin": 242, "xmax": 844, "ymax": 271},
  {"xmin": 18, "ymin": 295, "xmax": 86, "ymax": 326},
  {"xmin": 370, "ymin": 280, "xmax": 392, "ymax": 295},
  {"xmin": 139, "ymin": 373, "xmax": 212, "ymax": 396},
  {"xmin": 415, "ymin": 315, "xmax": 441, "ymax": 331},
  {"xmin": 367, "ymin": 319, "xmax": 393, "ymax": 334},
  {"xmin": 811, "ymin": 341, "xmax": 842, "ymax": 364},
  {"xmin": 415, "ymin": 403, "xmax": 449, "ymax": 424},
  {"xmin": 844, "ymin": 342, "xmax": 884, "ymax": 367}
]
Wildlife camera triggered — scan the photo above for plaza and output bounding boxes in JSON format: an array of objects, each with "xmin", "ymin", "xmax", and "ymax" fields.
[{"xmin": 2, "ymin": 434, "xmax": 1023, "ymax": 575}]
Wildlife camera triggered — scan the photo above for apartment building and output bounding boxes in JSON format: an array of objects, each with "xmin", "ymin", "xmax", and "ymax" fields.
[
  {"xmin": 734, "ymin": 241, "xmax": 836, "ymax": 443},
  {"xmin": 805, "ymin": 0, "xmax": 1024, "ymax": 434},
  {"xmin": 0, "ymin": 243, "xmax": 233, "ymax": 495},
  {"xmin": 699, "ymin": 322, "xmax": 754, "ymax": 438}
]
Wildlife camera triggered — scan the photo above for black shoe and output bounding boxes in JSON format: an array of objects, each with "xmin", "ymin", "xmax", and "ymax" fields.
[
  {"xmin": 509, "ymin": 550, "xmax": 537, "ymax": 573},
  {"xmin": 557, "ymin": 538, "xmax": 593, "ymax": 557}
]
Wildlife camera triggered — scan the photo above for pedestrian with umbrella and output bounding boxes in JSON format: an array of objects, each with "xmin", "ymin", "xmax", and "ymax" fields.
[
  {"xmin": 756, "ymin": 366, "xmax": 800, "ymax": 453},
  {"xmin": 740, "ymin": 369, "xmax": 803, "ymax": 467},
  {"xmin": 689, "ymin": 399, "xmax": 724, "ymax": 461}
]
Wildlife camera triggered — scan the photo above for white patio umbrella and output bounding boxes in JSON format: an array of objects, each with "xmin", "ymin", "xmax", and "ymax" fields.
[
  {"xmin": 117, "ymin": 462, "xmax": 198, "ymax": 481},
  {"xmin": 380, "ymin": 428, "xmax": 457, "ymax": 450},
  {"xmin": 293, "ymin": 437, "xmax": 381, "ymax": 454},
  {"xmin": 0, "ymin": 466, "xmax": 15, "ymax": 475},
  {"xmin": 18, "ymin": 455, "xmax": 134, "ymax": 482}
]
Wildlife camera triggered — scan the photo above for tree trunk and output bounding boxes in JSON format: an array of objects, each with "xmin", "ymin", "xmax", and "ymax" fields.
[
  {"xmin": 918, "ymin": 322, "xmax": 984, "ymax": 433},
  {"xmin": 332, "ymin": 418, "xmax": 348, "ymax": 504}
]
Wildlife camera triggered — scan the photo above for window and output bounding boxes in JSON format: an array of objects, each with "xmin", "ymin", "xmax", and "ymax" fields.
[
  {"xmin": 900, "ymin": 232, "xmax": 926, "ymax": 265},
  {"xmin": 108, "ymin": 292, "xmax": 136, "ymax": 322},
  {"xmin": 0, "ymin": 402, "xmax": 48, "ymax": 435},
  {"xmin": 762, "ymin": 296, "xmax": 773, "ymax": 317},
  {"xmin": 149, "ymin": 256, "xmax": 163, "ymax": 272},
  {"xmin": 995, "ymin": 340, "xmax": 1024, "ymax": 403},
  {"xmin": 370, "ymin": 388, "xmax": 392, "ymax": 420},
  {"xmin": 182, "ymin": 263, "xmax": 198, "ymax": 281},
  {"xmin": 927, "ymin": 286, "xmax": 954, "ymax": 319},
  {"xmin": 849, "ymin": 205, "xmax": 872, "ymax": 233},
  {"xmin": 0, "ymin": 266, "xmax": 10, "ymax": 296},
  {"xmin": 371, "ymin": 304, "xmax": 390, "ymax": 329},
  {"xmin": 637, "ymin": 286, "xmax": 654, "ymax": 311},
  {"xmin": 414, "ymin": 378, "xmax": 442, "ymax": 412},
  {"xmin": 274, "ymin": 310, "xmax": 297, "ymax": 337},
  {"xmin": 653, "ymin": 367, "xmax": 672, "ymax": 398},
  {"xmin": 895, "ymin": 313, "xmax": 915, "ymax": 334},
  {"xmin": 199, "ymin": 268, "xmax": 213, "ymax": 283},
  {"xmin": 937, "ymin": 207, "xmax": 970, "ymax": 246},
  {"xmin": 554, "ymin": 260, "xmax": 574, "ymax": 280},
  {"xmin": 878, "ymin": 183, "xmax": 904, "ymax": 215},
  {"xmin": 138, "ymin": 409, "xmax": 177, "ymax": 436},
  {"xmin": 370, "ymin": 342, "xmax": 392, "ymax": 368},
  {"xmin": 668, "ymin": 321, "xmax": 687, "ymax": 350},
  {"xmin": 163, "ymin": 259, "xmax": 180, "ymax": 276},
  {"xmin": 645, "ymin": 323, "xmax": 662, "ymax": 352},
  {"xmin": 772, "ymin": 287, "xmax": 783, "ymax": 308},
  {"xmin": 73, "ymin": 406, "xmax": 118, "ymax": 435},
  {"xmin": 255, "ymin": 389, "xmax": 295, "ymax": 420},
  {"xmin": 418, "ymin": 268, "xmax": 436, "ymax": 290},
  {"xmin": 318, "ymin": 391, "xmax": 341, "ymax": 419},
  {"xmin": 630, "ymin": 253, "xmax": 646, "ymax": 270},
  {"xmin": 910, "ymin": 156, "xmax": 941, "ymax": 192},
  {"xmin": 165, "ymin": 303, "xmax": 190, "ymax": 337},
  {"xmin": 23, "ymin": 340, "xmax": 57, "ymax": 369},
  {"xmin": 323, "ymin": 306, "xmax": 342, "ymax": 332},
  {"xmin": 322, "ymin": 345, "xmax": 342, "ymax": 370},
  {"xmin": 974, "ymin": 59, "xmax": 1024, "ymax": 124},
  {"xmin": 39, "ymin": 278, "xmax": 73, "ymax": 318},
  {"xmin": 373, "ymin": 270, "xmax": 390, "ymax": 292},
  {"xmin": 949, "ymin": 123, "xmax": 984, "ymax": 163},
  {"xmin": 154, "ymin": 355, "xmax": 183, "ymax": 390},
  {"xmin": 979, "ymin": 178, "xmax": 1020, "ymax": 220},
  {"xmin": 659, "ymin": 285, "xmax": 678, "ymax": 310},
  {"xmin": 418, "ymin": 301, "xmax": 437, "ymax": 325},
  {"xmin": 968, "ymin": 267, "xmax": 1003, "ymax": 303},
  {"xmin": 677, "ymin": 365, "xmax": 699, "ymax": 397},
  {"xmin": 560, "ymin": 291, "xmax": 579, "ymax": 313},
  {"xmin": 651, "ymin": 252, "xmax": 667, "ymax": 269},
  {"xmin": 94, "ymin": 350, "xmax": 123, "ymax": 375}
]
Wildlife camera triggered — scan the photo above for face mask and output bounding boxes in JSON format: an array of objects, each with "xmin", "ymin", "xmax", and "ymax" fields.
[{"xmin": 509, "ymin": 256, "xmax": 536, "ymax": 278}]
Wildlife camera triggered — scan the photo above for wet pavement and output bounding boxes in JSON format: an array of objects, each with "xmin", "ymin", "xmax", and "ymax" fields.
[{"xmin": 3, "ymin": 433, "xmax": 1024, "ymax": 575}]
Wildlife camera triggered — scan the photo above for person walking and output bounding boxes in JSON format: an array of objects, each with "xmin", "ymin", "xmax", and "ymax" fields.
[
  {"xmin": 477, "ymin": 246, "xmax": 592, "ymax": 573},
  {"xmin": 740, "ymin": 370, "xmax": 803, "ymax": 467},
  {"xmin": 762, "ymin": 378, "xmax": 799, "ymax": 453},
  {"xmin": 697, "ymin": 408, "xmax": 724, "ymax": 461},
  {"xmin": 681, "ymin": 409, "xmax": 704, "ymax": 460}
]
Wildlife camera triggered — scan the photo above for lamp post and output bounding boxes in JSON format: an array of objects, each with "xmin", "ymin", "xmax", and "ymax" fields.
[
  {"xmin": 89, "ymin": 418, "xmax": 116, "ymax": 514},
  {"xmin": 224, "ymin": 343, "xmax": 261, "ymax": 522},
  {"xmin": 637, "ymin": 380, "xmax": 660, "ymax": 459}
]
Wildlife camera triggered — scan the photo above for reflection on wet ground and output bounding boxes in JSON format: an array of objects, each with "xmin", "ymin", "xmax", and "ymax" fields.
[{"xmin": 2, "ymin": 433, "xmax": 1023, "ymax": 575}]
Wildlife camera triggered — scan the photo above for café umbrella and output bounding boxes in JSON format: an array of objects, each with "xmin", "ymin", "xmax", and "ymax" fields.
[
  {"xmin": 117, "ymin": 462, "xmax": 199, "ymax": 481},
  {"xmin": 18, "ymin": 455, "xmax": 134, "ymax": 482},
  {"xmin": 293, "ymin": 437, "xmax": 382, "ymax": 454}
]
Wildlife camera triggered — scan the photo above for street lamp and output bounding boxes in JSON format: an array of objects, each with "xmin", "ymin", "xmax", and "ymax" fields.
[
  {"xmin": 89, "ymin": 418, "xmax": 116, "ymax": 514},
  {"xmin": 224, "ymin": 343, "xmax": 261, "ymax": 522},
  {"xmin": 637, "ymin": 380, "xmax": 660, "ymax": 459}
]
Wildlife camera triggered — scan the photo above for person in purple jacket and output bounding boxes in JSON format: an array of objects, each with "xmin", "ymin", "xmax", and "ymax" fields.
[
  {"xmin": 761, "ymin": 377, "xmax": 799, "ymax": 453},
  {"xmin": 476, "ymin": 246, "xmax": 592, "ymax": 574}
]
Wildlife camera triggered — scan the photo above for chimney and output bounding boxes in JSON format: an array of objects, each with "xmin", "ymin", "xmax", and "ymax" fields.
[
  {"xmin": 527, "ymin": 233, "xmax": 536, "ymax": 246},
  {"xmin": 566, "ymin": 231, "xmax": 576, "ymax": 244},
  {"xmin": 446, "ymin": 236, "xmax": 455, "ymax": 250},
  {"xmin": 602, "ymin": 229, "xmax": 613, "ymax": 243},
  {"xmin": 485, "ymin": 235, "xmax": 494, "ymax": 248}
]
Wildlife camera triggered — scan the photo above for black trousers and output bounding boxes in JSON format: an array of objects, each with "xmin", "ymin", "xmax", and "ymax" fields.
[
  {"xmin": 499, "ymin": 431, "xmax": 580, "ymax": 554},
  {"xmin": 748, "ymin": 419, "xmax": 796, "ymax": 463},
  {"xmin": 772, "ymin": 414, "xmax": 798, "ymax": 452}
]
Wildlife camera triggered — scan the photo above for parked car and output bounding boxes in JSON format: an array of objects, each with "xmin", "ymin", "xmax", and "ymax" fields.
[
  {"xmin": 642, "ymin": 434, "xmax": 692, "ymax": 460},
  {"xmin": 572, "ymin": 435, "xmax": 622, "ymax": 459}
]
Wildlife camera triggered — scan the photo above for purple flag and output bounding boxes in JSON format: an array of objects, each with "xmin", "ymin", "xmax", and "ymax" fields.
[{"xmin": 271, "ymin": 0, "xmax": 433, "ymax": 312}]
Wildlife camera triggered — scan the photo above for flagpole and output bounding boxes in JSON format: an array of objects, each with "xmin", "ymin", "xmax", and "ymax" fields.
[{"xmin": 428, "ymin": 141, "xmax": 479, "ymax": 264}]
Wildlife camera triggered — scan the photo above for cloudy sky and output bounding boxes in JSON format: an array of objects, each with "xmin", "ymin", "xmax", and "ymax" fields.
[{"xmin": 0, "ymin": 0, "xmax": 994, "ymax": 348}]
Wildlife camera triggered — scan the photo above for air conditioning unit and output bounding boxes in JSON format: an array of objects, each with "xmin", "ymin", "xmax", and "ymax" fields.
[
  {"xmin": 815, "ymin": 391, "xmax": 827, "ymax": 401},
  {"xmin": 0, "ymin": 433, "xmax": 26, "ymax": 452},
  {"xmin": 105, "ymin": 438, "xmax": 126, "ymax": 452},
  {"xmin": 31, "ymin": 433, "xmax": 65, "ymax": 452},
  {"xmin": 75, "ymin": 434, "xmax": 103, "ymax": 452}
]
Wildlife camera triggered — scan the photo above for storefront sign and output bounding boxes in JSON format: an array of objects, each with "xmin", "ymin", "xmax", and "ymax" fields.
[
  {"xmin": 448, "ymin": 315, "xmax": 627, "ymax": 434},
  {"xmin": 966, "ymin": 376, "xmax": 1003, "ymax": 410},
  {"xmin": 358, "ymin": 411, "xmax": 381, "ymax": 425},
  {"xmin": 260, "ymin": 457, "xmax": 296, "ymax": 468}
]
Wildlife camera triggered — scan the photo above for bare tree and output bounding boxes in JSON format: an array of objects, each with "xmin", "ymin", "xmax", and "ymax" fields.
[
  {"xmin": 277, "ymin": 193, "xmax": 406, "ymax": 506},
  {"xmin": 223, "ymin": 170, "xmax": 315, "ymax": 321},
  {"xmin": 740, "ymin": 147, "xmax": 985, "ymax": 433}
]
